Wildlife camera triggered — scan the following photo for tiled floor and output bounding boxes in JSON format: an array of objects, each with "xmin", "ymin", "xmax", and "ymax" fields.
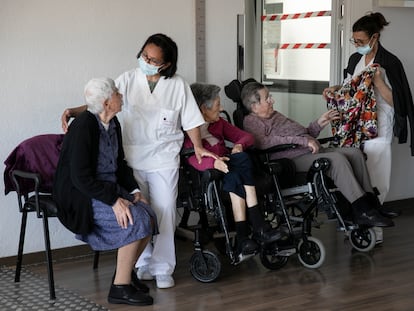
[{"xmin": 0, "ymin": 267, "xmax": 108, "ymax": 310}]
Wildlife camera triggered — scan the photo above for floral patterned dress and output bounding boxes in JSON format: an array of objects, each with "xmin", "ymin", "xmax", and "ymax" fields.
[{"xmin": 326, "ymin": 64, "xmax": 379, "ymax": 148}]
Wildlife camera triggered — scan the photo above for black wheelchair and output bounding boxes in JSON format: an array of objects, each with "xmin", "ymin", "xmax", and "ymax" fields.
[
  {"xmin": 223, "ymin": 78, "xmax": 378, "ymax": 256},
  {"xmin": 248, "ymin": 144, "xmax": 377, "ymax": 255},
  {"xmin": 176, "ymin": 147, "xmax": 326, "ymax": 283}
]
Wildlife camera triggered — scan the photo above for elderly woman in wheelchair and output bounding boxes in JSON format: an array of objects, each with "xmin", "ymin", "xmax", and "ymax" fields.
[
  {"xmin": 183, "ymin": 83, "xmax": 283, "ymax": 259},
  {"xmin": 240, "ymin": 81, "xmax": 394, "ymax": 230}
]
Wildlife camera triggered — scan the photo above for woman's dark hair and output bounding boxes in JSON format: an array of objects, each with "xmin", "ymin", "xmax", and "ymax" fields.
[
  {"xmin": 136, "ymin": 33, "xmax": 178, "ymax": 79},
  {"xmin": 352, "ymin": 12, "xmax": 389, "ymax": 38}
]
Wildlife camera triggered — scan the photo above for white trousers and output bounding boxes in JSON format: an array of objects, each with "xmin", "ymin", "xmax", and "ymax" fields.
[
  {"xmin": 363, "ymin": 141, "xmax": 392, "ymax": 204},
  {"xmin": 134, "ymin": 168, "xmax": 179, "ymax": 276}
]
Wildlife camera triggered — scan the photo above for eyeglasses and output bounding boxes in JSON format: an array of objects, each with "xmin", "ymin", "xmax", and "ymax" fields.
[
  {"xmin": 141, "ymin": 51, "xmax": 164, "ymax": 66},
  {"xmin": 349, "ymin": 35, "xmax": 373, "ymax": 47},
  {"xmin": 253, "ymin": 94, "xmax": 273, "ymax": 105},
  {"xmin": 264, "ymin": 94, "xmax": 273, "ymax": 104}
]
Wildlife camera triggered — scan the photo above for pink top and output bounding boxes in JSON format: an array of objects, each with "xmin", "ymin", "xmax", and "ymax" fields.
[{"xmin": 183, "ymin": 117, "xmax": 254, "ymax": 170}]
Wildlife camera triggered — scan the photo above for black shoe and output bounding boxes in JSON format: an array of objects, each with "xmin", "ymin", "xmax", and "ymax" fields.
[
  {"xmin": 252, "ymin": 227, "xmax": 283, "ymax": 244},
  {"xmin": 108, "ymin": 284, "xmax": 153, "ymax": 306},
  {"xmin": 131, "ymin": 270, "xmax": 150, "ymax": 293},
  {"xmin": 355, "ymin": 210, "xmax": 394, "ymax": 227},
  {"xmin": 112, "ymin": 270, "xmax": 150, "ymax": 293},
  {"xmin": 238, "ymin": 238, "xmax": 259, "ymax": 255},
  {"xmin": 378, "ymin": 207, "xmax": 401, "ymax": 218},
  {"xmin": 366, "ymin": 192, "xmax": 401, "ymax": 218}
]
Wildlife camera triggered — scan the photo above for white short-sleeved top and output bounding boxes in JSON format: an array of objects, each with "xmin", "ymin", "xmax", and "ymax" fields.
[{"xmin": 115, "ymin": 68, "xmax": 204, "ymax": 172}]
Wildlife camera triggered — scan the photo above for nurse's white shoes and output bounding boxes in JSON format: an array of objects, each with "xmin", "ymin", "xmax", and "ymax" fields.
[
  {"xmin": 155, "ymin": 275, "xmax": 175, "ymax": 289},
  {"xmin": 137, "ymin": 266, "xmax": 154, "ymax": 281}
]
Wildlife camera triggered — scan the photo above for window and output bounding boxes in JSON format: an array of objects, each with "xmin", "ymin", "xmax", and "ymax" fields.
[{"xmin": 262, "ymin": 0, "xmax": 332, "ymax": 94}]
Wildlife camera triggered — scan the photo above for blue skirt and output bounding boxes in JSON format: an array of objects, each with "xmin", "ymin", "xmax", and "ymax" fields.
[{"xmin": 76, "ymin": 200, "xmax": 158, "ymax": 251}]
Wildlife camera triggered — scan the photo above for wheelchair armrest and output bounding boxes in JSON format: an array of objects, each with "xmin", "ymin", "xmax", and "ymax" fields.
[
  {"xmin": 318, "ymin": 136, "xmax": 339, "ymax": 146},
  {"xmin": 180, "ymin": 148, "xmax": 224, "ymax": 186},
  {"xmin": 201, "ymin": 169, "xmax": 224, "ymax": 184},
  {"xmin": 249, "ymin": 138, "xmax": 336, "ymax": 155},
  {"xmin": 180, "ymin": 147, "xmax": 195, "ymax": 157},
  {"xmin": 200, "ymin": 169, "xmax": 224, "ymax": 196},
  {"xmin": 248, "ymin": 144, "xmax": 298, "ymax": 155}
]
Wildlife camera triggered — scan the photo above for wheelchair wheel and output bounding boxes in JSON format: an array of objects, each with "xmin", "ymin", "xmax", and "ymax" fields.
[
  {"xmin": 259, "ymin": 248, "xmax": 289, "ymax": 270},
  {"xmin": 349, "ymin": 227, "xmax": 376, "ymax": 252},
  {"xmin": 298, "ymin": 236, "xmax": 325, "ymax": 269},
  {"xmin": 190, "ymin": 250, "xmax": 221, "ymax": 283}
]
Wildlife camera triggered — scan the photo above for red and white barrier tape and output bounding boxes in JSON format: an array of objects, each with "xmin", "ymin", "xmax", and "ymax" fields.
[
  {"xmin": 279, "ymin": 43, "xmax": 330, "ymax": 49},
  {"xmin": 262, "ymin": 10, "xmax": 331, "ymax": 22}
]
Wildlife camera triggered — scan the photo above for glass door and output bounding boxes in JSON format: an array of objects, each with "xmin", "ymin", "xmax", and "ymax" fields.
[{"xmin": 259, "ymin": 0, "xmax": 339, "ymax": 135}]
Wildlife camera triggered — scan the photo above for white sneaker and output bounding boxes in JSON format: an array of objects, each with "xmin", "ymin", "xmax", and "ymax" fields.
[
  {"xmin": 137, "ymin": 266, "xmax": 154, "ymax": 281},
  {"xmin": 156, "ymin": 274, "xmax": 175, "ymax": 289}
]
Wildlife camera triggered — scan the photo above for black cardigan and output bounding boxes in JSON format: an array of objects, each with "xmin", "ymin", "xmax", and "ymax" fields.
[
  {"xmin": 53, "ymin": 111, "xmax": 139, "ymax": 234},
  {"xmin": 344, "ymin": 42, "xmax": 414, "ymax": 155}
]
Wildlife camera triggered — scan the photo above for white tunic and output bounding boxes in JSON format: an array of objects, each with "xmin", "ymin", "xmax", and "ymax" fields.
[
  {"xmin": 115, "ymin": 68, "xmax": 204, "ymax": 172},
  {"xmin": 350, "ymin": 57, "xmax": 395, "ymax": 203}
]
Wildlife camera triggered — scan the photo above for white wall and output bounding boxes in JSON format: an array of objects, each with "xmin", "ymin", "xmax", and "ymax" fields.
[
  {"xmin": 0, "ymin": 0, "xmax": 243, "ymax": 258},
  {"xmin": 205, "ymin": 0, "xmax": 244, "ymax": 112},
  {"xmin": 373, "ymin": 5, "xmax": 414, "ymax": 201}
]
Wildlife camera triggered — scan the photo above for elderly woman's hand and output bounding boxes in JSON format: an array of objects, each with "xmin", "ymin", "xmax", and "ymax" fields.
[
  {"xmin": 214, "ymin": 157, "xmax": 230, "ymax": 173},
  {"xmin": 322, "ymin": 85, "xmax": 341, "ymax": 100},
  {"xmin": 112, "ymin": 197, "xmax": 134, "ymax": 229},
  {"xmin": 231, "ymin": 144, "xmax": 243, "ymax": 154},
  {"xmin": 317, "ymin": 109, "xmax": 340, "ymax": 128},
  {"xmin": 307, "ymin": 137, "xmax": 321, "ymax": 154}
]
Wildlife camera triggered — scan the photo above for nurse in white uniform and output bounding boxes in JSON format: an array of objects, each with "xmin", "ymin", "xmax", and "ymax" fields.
[{"xmin": 61, "ymin": 33, "xmax": 216, "ymax": 289}]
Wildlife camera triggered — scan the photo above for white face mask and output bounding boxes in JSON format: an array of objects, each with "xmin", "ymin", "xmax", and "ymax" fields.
[{"xmin": 138, "ymin": 57, "xmax": 162, "ymax": 76}]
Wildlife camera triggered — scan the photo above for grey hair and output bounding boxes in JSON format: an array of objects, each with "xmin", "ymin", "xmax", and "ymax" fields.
[
  {"xmin": 190, "ymin": 83, "xmax": 221, "ymax": 109},
  {"xmin": 241, "ymin": 81, "xmax": 266, "ymax": 112},
  {"xmin": 84, "ymin": 78, "xmax": 117, "ymax": 114}
]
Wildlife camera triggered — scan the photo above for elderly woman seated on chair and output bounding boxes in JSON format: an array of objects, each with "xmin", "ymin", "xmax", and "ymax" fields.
[
  {"xmin": 183, "ymin": 82, "xmax": 282, "ymax": 258},
  {"xmin": 53, "ymin": 78, "xmax": 157, "ymax": 307}
]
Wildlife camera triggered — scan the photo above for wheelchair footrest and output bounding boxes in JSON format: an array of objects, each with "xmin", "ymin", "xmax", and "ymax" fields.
[
  {"xmin": 337, "ymin": 223, "xmax": 358, "ymax": 232},
  {"xmin": 235, "ymin": 252, "xmax": 257, "ymax": 265},
  {"xmin": 266, "ymin": 243, "xmax": 296, "ymax": 257},
  {"xmin": 275, "ymin": 248, "xmax": 296, "ymax": 257}
]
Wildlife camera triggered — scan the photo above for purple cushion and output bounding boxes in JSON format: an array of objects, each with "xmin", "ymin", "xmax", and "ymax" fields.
[{"xmin": 4, "ymin": 134, "xmax": 64, "ymax": 195}]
